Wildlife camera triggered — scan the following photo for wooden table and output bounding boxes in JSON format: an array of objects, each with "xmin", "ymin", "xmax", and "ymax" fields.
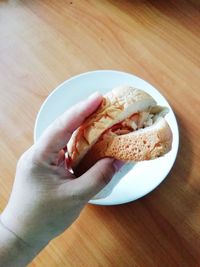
[{"xmin": 1, "ymin": 1, "xmax": 200, "ymax": 266}]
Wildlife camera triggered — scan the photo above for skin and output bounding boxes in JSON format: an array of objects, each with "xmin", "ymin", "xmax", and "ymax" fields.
[{"xmin": 0, "ymin": 92, "xmax": 123, "ymax": 267}]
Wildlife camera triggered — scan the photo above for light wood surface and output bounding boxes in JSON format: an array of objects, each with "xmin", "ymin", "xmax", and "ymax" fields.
[{"xmin": 1, "ymin": 0, "xmax": 200, "ymax": 266}]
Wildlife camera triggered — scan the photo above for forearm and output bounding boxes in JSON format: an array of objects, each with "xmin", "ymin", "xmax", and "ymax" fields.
[{"xmin": 0, "ymin": 216, "xmax": 42, "ymax": 267}]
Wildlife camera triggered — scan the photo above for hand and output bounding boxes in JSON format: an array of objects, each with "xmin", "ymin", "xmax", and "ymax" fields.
[{"xmin": 1, "ymin": 92, "xmax": 122, "ymax": 253}]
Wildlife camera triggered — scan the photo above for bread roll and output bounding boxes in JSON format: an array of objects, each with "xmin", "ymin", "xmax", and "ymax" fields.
[
  {"xmin": 74, "ymin": 118, "xmax": 172, "ymax": 175},
  {"xmin": 68, "ymin": 86, "xmax": 158, "ymax": 169}
]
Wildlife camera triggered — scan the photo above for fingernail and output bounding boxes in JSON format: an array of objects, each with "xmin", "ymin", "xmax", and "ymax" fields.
[
  {"xmin": 113, "ymin": 160, "xmax": 125, "ymax": 172},
  {"xmin": 88, "ymin": 91, "xmax": 101, "ymax": 100}
]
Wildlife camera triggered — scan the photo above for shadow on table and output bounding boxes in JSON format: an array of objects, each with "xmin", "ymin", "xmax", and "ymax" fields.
[
  {"xmin": 108, "ymin": 0, "xmax": 200, "ymax": 37},
  {"xmin": 109, "ymin": 0, "xmax": 200, "ymax": 15},
  {"xmin": 90, "ymin": 110, "xmax": 199, "ymax": 265}
]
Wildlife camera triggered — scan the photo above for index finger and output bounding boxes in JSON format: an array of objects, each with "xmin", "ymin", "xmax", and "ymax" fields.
[{"xmin": 35, "ymin": 92, "xmax": 103, "ymax": 163}]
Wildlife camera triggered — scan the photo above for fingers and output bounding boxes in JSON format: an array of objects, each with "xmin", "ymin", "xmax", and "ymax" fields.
[
  {"xmin": 35, "ymin": 92, "xmax": 103, "ymax": 163},
  {"xmin": 70, "ymin": 158, "xmax": 124, "ymax": 201}
]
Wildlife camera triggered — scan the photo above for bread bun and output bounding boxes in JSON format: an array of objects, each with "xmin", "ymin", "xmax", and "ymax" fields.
[
  {"xmin": 74, "ymin": 118, "xmax": 172, "ymax": 175},
  {"xmin": 68, "ymin": 86, "xmax": 157, "ymax": 168}
]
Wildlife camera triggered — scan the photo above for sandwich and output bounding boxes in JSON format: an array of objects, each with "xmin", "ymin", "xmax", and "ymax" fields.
[{"xmin": 67, "ymin": 86, "xmax": 173, "ymax": 175}]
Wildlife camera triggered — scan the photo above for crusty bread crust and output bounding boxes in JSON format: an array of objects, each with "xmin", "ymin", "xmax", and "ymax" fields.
[
  {"xmin": 68, "ymin": 86, "xmax": 156, "ymax": 168},
  {"xmin": 90, "ymin": 118, "xmax": 172, "ymax": 160},
  {"xmin": 74, "ymin": 118, "xmax": 172, "ymax": 175}
]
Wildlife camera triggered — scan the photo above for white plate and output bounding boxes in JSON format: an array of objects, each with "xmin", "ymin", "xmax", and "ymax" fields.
[{"xmin": 34, "ymin": 70, "xmax": 179, "ymax": 205}]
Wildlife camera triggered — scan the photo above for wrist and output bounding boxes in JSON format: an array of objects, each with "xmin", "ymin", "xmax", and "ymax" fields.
[
  {"xmin": 0, "ymin": 207, "xmax": 49, "ymax": 253},
  {"xmin": 0, "ymin": 215, "xmax": 40, "ymax": 267},
  {"xmin": 1, "ymin": 203, "xmax": 50, "ymax": 248}
]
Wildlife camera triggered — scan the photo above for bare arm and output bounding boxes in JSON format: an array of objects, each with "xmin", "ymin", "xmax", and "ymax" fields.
[
  {"xmin": 0, "ymin": 92, "xmax": 121, "ymax": 267},
  {"xmin": 0, "ymin": 218, "xmax": 43, "ymax": 267}
]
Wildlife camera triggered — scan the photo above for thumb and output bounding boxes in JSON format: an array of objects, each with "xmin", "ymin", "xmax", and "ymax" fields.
[{"xmin": 74, "ymin": 158, "xmax": 123, "ymax": 200}]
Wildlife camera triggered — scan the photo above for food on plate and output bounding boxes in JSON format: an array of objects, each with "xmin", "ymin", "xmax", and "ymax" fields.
[{"xmin": 67, "ymin": 86, "xmax": 173, "ymax": 174}]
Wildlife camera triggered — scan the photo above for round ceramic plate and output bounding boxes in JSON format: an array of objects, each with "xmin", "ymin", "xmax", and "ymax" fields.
[{"xmin": 34, "ymin": 70, "xmax": 179, "ymax": 205}]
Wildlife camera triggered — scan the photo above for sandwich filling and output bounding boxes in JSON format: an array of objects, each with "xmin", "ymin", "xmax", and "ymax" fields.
[{"xmin": 96, "ymin": 105, "xmax": 168, "ymax": 140}]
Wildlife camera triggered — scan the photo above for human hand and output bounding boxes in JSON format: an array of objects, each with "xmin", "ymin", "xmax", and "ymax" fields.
[{"xmin": 1, "ymin": 92, "xmax": 122, "ymax": 252}]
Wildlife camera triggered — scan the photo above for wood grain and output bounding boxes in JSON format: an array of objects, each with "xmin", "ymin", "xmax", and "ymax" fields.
[{"xmin": 1, "ymin": 0, "xmax": 200, "ymax": 266}]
